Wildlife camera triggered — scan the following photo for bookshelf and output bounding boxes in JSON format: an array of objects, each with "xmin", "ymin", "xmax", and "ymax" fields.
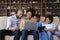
[{"xmin": 0, "ymin": 0, "xmax": 60, "ymax": 16}]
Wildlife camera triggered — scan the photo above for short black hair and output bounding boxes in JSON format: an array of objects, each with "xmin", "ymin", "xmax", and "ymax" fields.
[
  {"xmin": 45, "ymin": 15, "xmax": 53, "ymax": 23},
  {"xmin": 26, "ymin": 8, "xmax": 36, "ymax": 17},
  {"xmin": 34, "ymin": 14, "xmax": 40, "ymax": 18}
]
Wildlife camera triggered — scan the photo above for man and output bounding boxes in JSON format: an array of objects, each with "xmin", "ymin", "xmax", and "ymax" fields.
[{"xmin": 0, "ymin": 9, "xmax": 24, "ymax": 40}]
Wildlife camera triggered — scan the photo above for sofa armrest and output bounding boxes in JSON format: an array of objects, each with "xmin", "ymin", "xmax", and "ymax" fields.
[{"xmin": 57, "ymin": 25, "xmax": 60, "ymax": 31}]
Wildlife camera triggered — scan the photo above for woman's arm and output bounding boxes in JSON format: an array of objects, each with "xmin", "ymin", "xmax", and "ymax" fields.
[{"xmin": 20, "ymin": 19, "xmax": 25, "ymax": 31}]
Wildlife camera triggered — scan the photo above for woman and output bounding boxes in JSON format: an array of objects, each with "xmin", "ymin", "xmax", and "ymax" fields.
[
  {"xmin": 20, "ymin": 8, "xmax": 39, "ymax": 40},
  {"xmin": 20, "ymin": 8, "xmax": 36, "ymax": 30}
]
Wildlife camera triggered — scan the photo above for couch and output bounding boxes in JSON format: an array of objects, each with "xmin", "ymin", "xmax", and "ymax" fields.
[{"xmin": 0, "ymin": 16, "xmax": 60, "ymax": 40}]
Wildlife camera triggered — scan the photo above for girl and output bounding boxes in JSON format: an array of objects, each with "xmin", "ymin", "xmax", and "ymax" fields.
[{"xmin": 37, "ymin": 15, "xmax": 56, "ymax": 40}]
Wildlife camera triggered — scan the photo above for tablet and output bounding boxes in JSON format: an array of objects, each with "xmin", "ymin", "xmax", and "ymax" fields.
[{"xmin": 38, "ymin": 26, "xmax": 45, "ymax": 32}]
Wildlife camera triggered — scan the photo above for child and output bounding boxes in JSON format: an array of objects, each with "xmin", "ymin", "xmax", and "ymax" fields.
[
  {"xmin": 37, "ymin": 15, "xmax": 56, "ymax": 40},
  {"xmin": 31, "ymin": 14, "xmax": 40, "ymax": 22},
  {"xmin": 42, "ymin": 15, "xmax": 56, "ymax": 40}
]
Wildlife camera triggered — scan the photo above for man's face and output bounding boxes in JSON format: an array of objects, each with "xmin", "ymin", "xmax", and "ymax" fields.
[{"xmin": 17, "ymin": 10, "xmax": 24, "ymax": 18}]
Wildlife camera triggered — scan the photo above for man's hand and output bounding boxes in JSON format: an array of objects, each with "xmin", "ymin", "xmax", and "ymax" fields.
[{"xmin": 9, "ymin": 26, "xmax": 18, "ymax": 31}]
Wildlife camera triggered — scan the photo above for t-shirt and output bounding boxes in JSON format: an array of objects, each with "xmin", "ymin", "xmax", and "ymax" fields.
[
  {"xmin": 42, "ymin": 22, "xmax": 56, "ymax": 29},
  {"xmin": 36, "ymin": 22, "xmax": 56, "ymax": 30}
]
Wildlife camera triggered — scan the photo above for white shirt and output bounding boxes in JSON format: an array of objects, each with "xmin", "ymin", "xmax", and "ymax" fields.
[{"xmin": 42, "ymin": 22, "xmax": 56, "ymax": 29}]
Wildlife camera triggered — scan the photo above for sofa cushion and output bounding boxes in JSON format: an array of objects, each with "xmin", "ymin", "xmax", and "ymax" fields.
[
  {"xmin": 5, "ymin": 36, "xmax": 10, "ymax": 40},
  {"xmin": 53, "ymin": 17, "xmax": 60, "ymax": 26},
  {"xmin": 53, "ymin": 35, "xmax": 59, "ymax": 40},
  {"xmin": 0, "ymin": 17, "xmax": 8, "ymax": 29},
  {"xmin": 5, "ymin": 35, "xmax": 34, "ymax": 40}
]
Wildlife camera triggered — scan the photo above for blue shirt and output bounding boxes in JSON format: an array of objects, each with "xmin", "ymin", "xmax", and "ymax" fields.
[
  {"xmin": 36, "ymin": 22, "xmax": 42, "ymax": 30},
  {"xmin": 6, "ymin": 15, "xmax": 20, "ymax": 29}
]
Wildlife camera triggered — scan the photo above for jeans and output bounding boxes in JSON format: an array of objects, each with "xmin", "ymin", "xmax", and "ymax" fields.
[
  {"xmin": 39, "ymin": 32, "xmax": 49, "ymax": 40},
  {"xmin": 21, "ymin": 29, "xmax": 39, "ymax": 40},
  {"xmin": 53, "ymin": 31, "xmax": 60, "ymax": 40},
  {"xmin": 53, "ymin": 31, "xmax": 60, "ymax": 37},
  {"xmin": 47, "ymin": 31, "xmax": 60, "ymax": 40},
  {"xmin": 0, "ymin": 29, "xmax": 21, "ymax": 40},
  {"xmin": 47, "ymin": 31, "xmax": 53, "ymax": 40}
]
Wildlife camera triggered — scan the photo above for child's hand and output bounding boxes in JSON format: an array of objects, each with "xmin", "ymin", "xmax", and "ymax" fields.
[
  {"xmin": 42, "ymin": 28, "xmax": 54, "ymax": 32},
  {"xmin": 41, "ymin": 28, "xmax": 46, "ymax": 31}
]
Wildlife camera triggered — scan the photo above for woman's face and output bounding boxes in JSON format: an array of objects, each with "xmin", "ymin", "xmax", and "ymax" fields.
[
  {"xmin": 45, "ymin": 18, "xmax": 51, "ymax": 24},
  {"xmin": 26, "ymin": 12, "xmax": 32, "ymax": 19}
]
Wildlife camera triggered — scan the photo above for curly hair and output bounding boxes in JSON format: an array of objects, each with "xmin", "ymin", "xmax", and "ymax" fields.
[{"xmin": 26, "ymin": 8, "xmax": 36, "ymax": 17}]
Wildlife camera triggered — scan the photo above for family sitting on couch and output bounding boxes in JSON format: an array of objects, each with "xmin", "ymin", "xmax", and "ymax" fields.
[{"xmin": 0, "ymin": 8, "xmax": 60, "ymax": 40}]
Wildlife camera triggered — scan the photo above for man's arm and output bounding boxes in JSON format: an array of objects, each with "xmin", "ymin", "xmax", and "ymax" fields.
[{"xmin": 6, "ymin": 17, "xmax": 17, "ymax": 31}]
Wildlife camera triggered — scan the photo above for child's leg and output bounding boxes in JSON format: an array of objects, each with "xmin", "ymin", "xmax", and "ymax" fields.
[
  {"xmin": 47, "ymin": 31, "xmax": 53, "ymax": 40},
  {"xmin": 41, "ymin": 32, "xmax": 49, "ymax": 40}
]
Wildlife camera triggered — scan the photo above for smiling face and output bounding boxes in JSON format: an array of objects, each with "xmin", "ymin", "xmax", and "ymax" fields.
[
  {"xmin": 45, "ymin": 17, "xmax": 52, "ymax": 24},
  {"xmin": 45, "ymin": 15, "xmax": 53, "ymax": 24},
  {"xmin": 16, "ymin": 10, "xmax": 24, "ymax": 19},
  {"xmin": 26, "ymin": 11, "xmax": 32, "ymax": 19}
]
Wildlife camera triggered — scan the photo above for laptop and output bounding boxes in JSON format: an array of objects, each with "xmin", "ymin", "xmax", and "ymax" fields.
[{"xmin": 24, "ymin": 21, "xmax": 37, "ymax": 30}]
